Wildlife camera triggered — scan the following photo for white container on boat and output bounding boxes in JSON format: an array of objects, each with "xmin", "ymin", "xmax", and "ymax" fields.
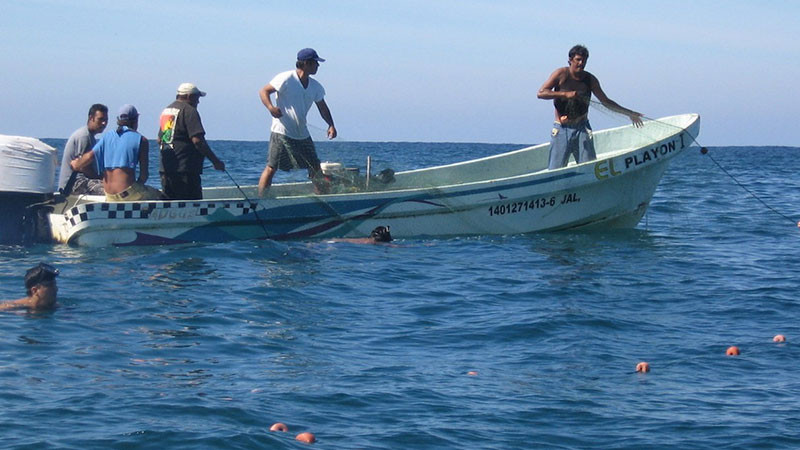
[
  {"xmin": 0, "ymin": 134, "xmax": 57, "ymax": 243},
  {"xmin": 320, "ymin": 161, "xmax": 343, "ymax": 175},
  {"xmin": 0, "ymin": 134, "xmax": 57, "ymax": 194}
]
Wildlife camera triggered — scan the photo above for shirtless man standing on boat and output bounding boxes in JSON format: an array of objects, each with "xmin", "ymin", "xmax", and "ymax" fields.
[{"xmin": 538, "ymin": 44, "xmax": 644, "ymax": 170}]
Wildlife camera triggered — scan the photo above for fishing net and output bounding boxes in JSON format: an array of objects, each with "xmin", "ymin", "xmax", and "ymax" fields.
[{"xmin": 587, "ymin": 99, "xmax": 699, "ymax": 150}]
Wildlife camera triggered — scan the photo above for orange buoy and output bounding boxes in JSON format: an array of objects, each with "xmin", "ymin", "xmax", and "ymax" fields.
[
  {"xmin": 467, "ymin": 371, "xmax": 478, "ymax": 376},
  {"xmin": 296, "ymin": 432, "xmax": 316, "ymax": 444},
  {"xmin": 270, "ymin": 423, "xmax": 288, "ymax": 432},
  {"xmin": 726, "ymin": 346, "xmax": 740, "ymax": 356},
  {"xmin": 774, "ymin": 334, "xmax": 787, "ymax": 343},
  {"xmin": 635, "ymin": 362, "xmax": 650, "ymax": 373}
]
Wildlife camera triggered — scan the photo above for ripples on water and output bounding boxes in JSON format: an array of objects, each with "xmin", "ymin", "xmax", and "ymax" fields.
[{"xmin": 2, "ymin": 143, "xmax": 800, "ymax": 448}]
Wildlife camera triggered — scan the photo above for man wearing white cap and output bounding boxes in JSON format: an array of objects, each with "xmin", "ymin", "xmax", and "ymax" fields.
[
  {"xmin": 157, "ymin": 83, "xmax": 225, "ymax": 199},
  {"xmin": 257, "ymin": 48, "xmax": 337, "ymax": 196}
]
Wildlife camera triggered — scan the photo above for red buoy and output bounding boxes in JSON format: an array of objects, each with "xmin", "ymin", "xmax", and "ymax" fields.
[
  {"xmin": 270, "ymin": 423, "xmax": 288, "ymax": 432},
  {"xmin": 726, "ymin": 346, "xmax": 740, "ymax": 356},
  {"xmin": 296, "ymin": 432, "xmax": 316, "ymax": 444}
]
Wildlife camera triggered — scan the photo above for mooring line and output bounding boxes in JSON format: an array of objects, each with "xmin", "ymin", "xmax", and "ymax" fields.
[
  {"xmin": 588, "ymin": 101, "xmax": 799, "ymax": 228},
  {"xmin": 700, "ymin": 149, "xmax": 797, "ymax": 226}
]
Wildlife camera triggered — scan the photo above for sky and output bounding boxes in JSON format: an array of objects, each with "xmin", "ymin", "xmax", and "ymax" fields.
[{"xmin": 1, "ymin": 0, "xmax": 798, "ymax": 146}]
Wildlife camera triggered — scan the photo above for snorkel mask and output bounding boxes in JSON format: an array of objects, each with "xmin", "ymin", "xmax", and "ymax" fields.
[{"xmin": 370, "ymin": 226, "xmax": 392, "ymax": 242}]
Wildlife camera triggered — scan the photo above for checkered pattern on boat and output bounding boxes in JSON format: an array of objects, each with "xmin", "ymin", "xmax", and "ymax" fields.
[{"xmin": 64, "ymin": 201, "xmax": 258, "ymax": 227}]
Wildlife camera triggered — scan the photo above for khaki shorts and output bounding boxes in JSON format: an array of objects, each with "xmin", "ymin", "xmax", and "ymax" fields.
[{"xmin": 105, "ymin": 182, "xmax": 164, "ymax": 202}]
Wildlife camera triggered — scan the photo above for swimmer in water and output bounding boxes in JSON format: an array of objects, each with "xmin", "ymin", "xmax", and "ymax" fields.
[
  {"xmin": 0, "ymin": 263, "xmax": 59, "ymax": 312},
  {"xmin": 327, "ymin": 226, "xmax": 393, "ymax": 244}
]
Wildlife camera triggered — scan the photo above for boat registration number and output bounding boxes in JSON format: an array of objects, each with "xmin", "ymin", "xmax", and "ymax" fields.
[{"xmin": 488, "ymin": 197, "xmax": 556, "ymax": 216}]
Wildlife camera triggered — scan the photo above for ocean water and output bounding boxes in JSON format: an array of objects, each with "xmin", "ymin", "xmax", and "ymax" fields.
[{"xmin": 2, "ymin": 139, "xmax": 800, "ymax": 449}]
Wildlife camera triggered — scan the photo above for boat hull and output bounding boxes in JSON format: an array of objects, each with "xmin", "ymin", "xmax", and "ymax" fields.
[{"xmin": 48, "ymin": 114, "xmax": 700, "ymax": 246}]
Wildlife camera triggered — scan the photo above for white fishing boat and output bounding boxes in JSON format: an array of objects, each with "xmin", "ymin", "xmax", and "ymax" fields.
[{"xmin": 44, "ymin": 113, "xmax": 699, "ymax": 246}]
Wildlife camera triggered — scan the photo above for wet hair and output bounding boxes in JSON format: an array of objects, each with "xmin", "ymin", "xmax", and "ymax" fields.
[
  {"xmin": 370, "ymin": 226, "xmax": 392, "ymax": 242},
  {"xmin": 88, "ymin": 103, "xmax": 108, "ymax": 118},
  {"xmin": 569, "ymin": 45, "xmax": 589, "ymax": 59},
  {"xmin": 24, "ymin": 263, "xmax": 58, "ymax": 296}
]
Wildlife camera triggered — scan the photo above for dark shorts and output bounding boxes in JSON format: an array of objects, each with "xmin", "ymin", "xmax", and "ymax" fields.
[
  {"xmin": 268, "ymin": 133, "xmax": 321, "ymax": 176},
  {"xmin": 160, "ymin": 172, "xmax": 203, "ymax": 200},
  {"xmin": 72, "ymin": 176, "xmax": 105, "ymax": 196},
  {"xmin": 548, "ymin": 120, "xmax": 595, "ymax": 170}
]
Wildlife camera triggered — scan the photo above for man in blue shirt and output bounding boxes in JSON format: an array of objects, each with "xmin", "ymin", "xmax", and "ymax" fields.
[{"xmin": 70, "ymin": 105, "xmax": 163, "ymax": 201}]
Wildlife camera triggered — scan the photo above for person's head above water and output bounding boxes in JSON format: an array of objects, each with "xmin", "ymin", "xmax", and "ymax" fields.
[
  {"xmin": 0, "ymin": 262, "xmax": 61, "ymax": 312},
  {"xmin": 25, "ymin": 263, "xmax": 59, "ymax": 296},
  {"xmin": 370, "ymin": 226, "xmax": 392, "ymax": 243},
  {"xmin": 1, "ymin": 263, "xmax": 60, "ymax": 313}
]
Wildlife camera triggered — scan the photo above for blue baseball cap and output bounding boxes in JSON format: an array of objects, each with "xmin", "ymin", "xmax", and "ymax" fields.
[
  {"xmin": 117, "ymin": 104, "xmax": 139, "ymax": 121},
  {"xmin": 297, "ymin": 48, "xmax": 325, "ymax": 62}
]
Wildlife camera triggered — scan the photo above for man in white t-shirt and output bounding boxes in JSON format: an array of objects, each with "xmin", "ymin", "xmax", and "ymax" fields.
[{"xmin": 257, "ymin": 48, "xmax": 337, "ymax": 196}]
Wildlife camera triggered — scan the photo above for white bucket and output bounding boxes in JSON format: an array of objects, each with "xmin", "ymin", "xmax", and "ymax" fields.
[{"xmin": 320, "ymin": 161, "xmax": 343, "ymax": 176}]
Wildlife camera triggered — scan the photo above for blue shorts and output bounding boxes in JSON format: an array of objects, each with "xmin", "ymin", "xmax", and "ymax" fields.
[{"xmin": 547, "ymin": 120, "xmax": 595, "ymax": 170}]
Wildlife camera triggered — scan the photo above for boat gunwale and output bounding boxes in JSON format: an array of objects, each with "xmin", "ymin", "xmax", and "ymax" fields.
[{"xmin": 62, "ymin": 113, "xmax": 697, "ymax": 208}]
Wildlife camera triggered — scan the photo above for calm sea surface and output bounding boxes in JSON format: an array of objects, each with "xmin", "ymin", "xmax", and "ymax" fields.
[{"xmin": 2, "ymin": 139, "xmax": 800, "ymax": 449}]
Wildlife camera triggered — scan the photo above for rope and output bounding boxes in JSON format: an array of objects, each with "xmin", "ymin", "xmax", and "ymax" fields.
[
  {"xmin": 701, "ymin": 149, "xmax": 797, "ymax": 226},
  {"xmin": 223, "ymin": 169, "xmax": 270, "ymax": 239},
  {"xmin": 588, "ymin": 100, "xmax": 799, "ymax": 227}
]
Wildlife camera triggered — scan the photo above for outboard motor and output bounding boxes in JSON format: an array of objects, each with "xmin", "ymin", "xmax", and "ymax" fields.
[{"xmin": 0, "ymin": 135, "xmax": 57, "ymax": 244}]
